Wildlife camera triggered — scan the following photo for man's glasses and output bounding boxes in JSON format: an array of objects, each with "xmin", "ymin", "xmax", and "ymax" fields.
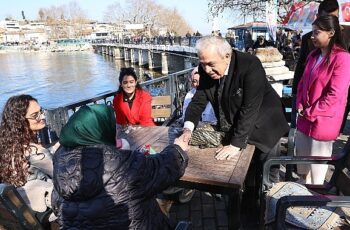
[{"xmin": 26, "ymin": 109, "xmax": 45, "ymax": 121}]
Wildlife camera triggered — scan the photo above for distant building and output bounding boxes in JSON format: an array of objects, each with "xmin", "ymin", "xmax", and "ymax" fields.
[
  {"xmin": 0, "ymin": 20, "xmax": 20, "ymax": 31},
  {"xmin": 23, "ymin": 28, "xmax": 48, "ymax": 44},
  {"xmin": 0, "ymin": 20, "xmax": 48, "ymax": 43},
  {"xmin": 5, "ymin": 31, "xmax": 24, "ymax": 43},
  {"xmin": 0, "ymin": 27, "xmax": 5, "ymax": 43},
  {"xmin": 228, "ymin": 21, "xmax": 269, "ymax": 50}
]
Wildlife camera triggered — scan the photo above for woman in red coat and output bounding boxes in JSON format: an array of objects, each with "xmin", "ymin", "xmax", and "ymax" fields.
[{"xmin": 113, "ymin": 67, "xmax": 155, "ymax": 126}]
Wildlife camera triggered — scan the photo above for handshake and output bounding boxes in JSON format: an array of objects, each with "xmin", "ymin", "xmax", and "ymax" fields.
[{"xmin": 174, "ymin": 128, "xmax": 192, "ymax": 152}]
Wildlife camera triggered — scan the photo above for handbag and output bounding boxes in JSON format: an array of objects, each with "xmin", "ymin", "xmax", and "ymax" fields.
[{"xmin": 189, "ymin": 123, "xmax": 224, "ymax": 148}]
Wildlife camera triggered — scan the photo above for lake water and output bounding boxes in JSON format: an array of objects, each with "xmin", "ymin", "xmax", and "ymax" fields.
[{"xmin": 0, "ymin": 51, "xmax": 161, "ymax": 111}]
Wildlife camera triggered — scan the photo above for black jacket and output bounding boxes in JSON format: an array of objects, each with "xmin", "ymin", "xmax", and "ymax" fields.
[
  {"xmin": 52, "ymin": 144, "xmax": 188, "ymax": 229},
  {"xmin": 185, "ymin": 50, "xmax": 289, "ymax": 153}
]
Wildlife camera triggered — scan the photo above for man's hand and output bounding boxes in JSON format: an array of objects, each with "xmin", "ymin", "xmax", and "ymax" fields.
[
  {"xmin": 215, "ymin": 145, "xmax": 241, "ymax": 160},
  {"xmin": 182, "ymin": 128, "xmax": 192, "ymax": 143},
  {"xmin": 174, "ymin": 133, "xmax": 189, "ymax": 151}
]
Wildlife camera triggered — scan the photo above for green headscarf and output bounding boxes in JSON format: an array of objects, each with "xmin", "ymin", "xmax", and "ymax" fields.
[{"xmin": 59, "ymin": 104, "xmax": 116, "ymax": 147}]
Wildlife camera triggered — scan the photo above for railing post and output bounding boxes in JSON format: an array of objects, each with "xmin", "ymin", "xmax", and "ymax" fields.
[{"xmin": 161, "ymin": 52, "xmax": 169, "ymax": 74}]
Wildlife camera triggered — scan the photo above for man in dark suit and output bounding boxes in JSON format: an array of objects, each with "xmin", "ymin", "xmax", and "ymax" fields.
[
  {"xmin": 292, "ymin": 0, "xmax": 350, "ymax": 130},
  {"xmin": 182, "ymin": 36, "xmax": 289, "ymax": 182}
]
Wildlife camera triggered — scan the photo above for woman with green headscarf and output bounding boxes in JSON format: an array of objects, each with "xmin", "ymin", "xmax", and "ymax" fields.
[{"xmin": 52, "ymin": 104, "xmax": 189, "ymax": 229}]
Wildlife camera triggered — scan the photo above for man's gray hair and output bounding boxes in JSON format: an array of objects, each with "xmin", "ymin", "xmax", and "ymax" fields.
[{"xmin": 196, "ymin": 36, "xmax": 232, "ymax": 58}]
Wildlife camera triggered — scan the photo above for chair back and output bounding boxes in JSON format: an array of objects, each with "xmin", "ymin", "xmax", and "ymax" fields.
[
  {"xmin": 151, "ymin": 96, "xmax": 172, "ymax": 119},
  {"xmin": 0, "ymin": 183, "xmax": 44, "ymax": 230},
  {"xmin": 335, "ymin": 139, "xmax": 350, "ymax": 196}
]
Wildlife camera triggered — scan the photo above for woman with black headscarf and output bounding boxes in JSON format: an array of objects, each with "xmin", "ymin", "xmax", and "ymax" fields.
[{"xmin": 52, "ymin": 104, "xmax": 188, "ymax": 229}]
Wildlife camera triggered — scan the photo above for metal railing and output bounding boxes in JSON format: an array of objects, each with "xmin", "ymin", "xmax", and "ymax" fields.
[
  {"xmin": 41, "ymin": 68, "xmax": 193, "ymax": 144},
  {"xmin": 91, "ymin": 36, "xmax": 203, "ymax": 47}
]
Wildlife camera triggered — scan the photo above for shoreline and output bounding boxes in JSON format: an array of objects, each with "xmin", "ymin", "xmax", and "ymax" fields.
[{"xmin": 0, "ymin": 43, "xmax": 93, "ymax": 54}]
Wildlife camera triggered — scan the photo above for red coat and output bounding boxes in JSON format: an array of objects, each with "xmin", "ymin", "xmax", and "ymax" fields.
[{"xmin": 113, "ymin": 89, "xmax": 155, "ymax": 126}]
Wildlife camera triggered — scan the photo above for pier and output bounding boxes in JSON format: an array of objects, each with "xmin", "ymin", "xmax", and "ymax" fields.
[{"xmin": 93, "ymin": 43, "xmax": 198, "ymax": 74}]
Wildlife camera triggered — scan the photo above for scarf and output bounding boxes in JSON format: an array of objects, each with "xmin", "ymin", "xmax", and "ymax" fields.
[{"xmin": 59, "ymin": 104, "xmax": 116, "ymax": 147}]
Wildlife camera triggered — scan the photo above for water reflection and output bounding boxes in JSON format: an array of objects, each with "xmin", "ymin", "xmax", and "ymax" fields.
[{"xmin": 0, "ymin": 52, "xmax": 162, "ymax": 110}]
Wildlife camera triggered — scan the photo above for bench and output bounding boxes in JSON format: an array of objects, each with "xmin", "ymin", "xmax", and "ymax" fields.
[{"xmin": 151, "ymin": 95, "xmax": 173, "ymax": 125}]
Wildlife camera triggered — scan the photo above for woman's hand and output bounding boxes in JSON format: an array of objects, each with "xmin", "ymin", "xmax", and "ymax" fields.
[
  {"xmin": 51, "ymin": 141, "xmax": 61, "ymax": 152},
  {"xmin": 297, "ymin": 108, "xmax": 304, "ymax": 116},
  {"xmin": 174, "ymin": 134, "xmax": 189, "ymax": 151}
]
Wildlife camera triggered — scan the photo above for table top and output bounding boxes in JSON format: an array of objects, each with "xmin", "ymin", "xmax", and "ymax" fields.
[{"xmin": 120, "ymin": 126, "xmax": 255, "ymax": 193}]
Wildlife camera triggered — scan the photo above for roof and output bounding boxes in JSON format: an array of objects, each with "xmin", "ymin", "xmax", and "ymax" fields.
[
  {"xmin": 5, "ymin": 31, "xmax": 24, "ymax": 35},
  {"xmin": 228, "ymin": 21, "xmax": 267, "ymax": 30},
  {"xmin": 80, "ymin": 28, "xmax": 94, "ymax": 35}
]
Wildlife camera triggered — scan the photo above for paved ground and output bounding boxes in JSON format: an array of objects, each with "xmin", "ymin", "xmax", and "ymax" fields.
[
  {"xmin": 168, "ymin": 119, "xmax": 350, "ymax": 230},
  {"xmin": 169, "ymin": 192, "xmax": 230, "ymax": 230}
]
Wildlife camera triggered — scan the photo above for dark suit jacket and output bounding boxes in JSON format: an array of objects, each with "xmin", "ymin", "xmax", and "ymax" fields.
[{"xmin": 185, "ymin": 50, "xmax": 289, "ymax": 153}]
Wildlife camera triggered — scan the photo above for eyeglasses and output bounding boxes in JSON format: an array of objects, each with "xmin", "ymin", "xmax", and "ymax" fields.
[
  {"xmin": 25, "ymin": 109, "xmax": 45, "ymax": 122},
  {"xmin": 191, "ymin": 79, "xmax": 199, "ymax": 84}
]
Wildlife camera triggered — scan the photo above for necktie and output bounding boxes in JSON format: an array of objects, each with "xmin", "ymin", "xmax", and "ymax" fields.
[{"xmin": 217, "ymin": 75, "xmax": 230, "ymax": 132}]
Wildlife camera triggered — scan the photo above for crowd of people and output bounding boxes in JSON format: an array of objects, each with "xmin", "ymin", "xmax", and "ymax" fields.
[{"xmin": 1, "ymin": 0, "xmax": 350, "ymax": 228}]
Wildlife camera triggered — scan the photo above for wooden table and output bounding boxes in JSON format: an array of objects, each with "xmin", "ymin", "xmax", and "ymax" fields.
[{"xmin": 120, "ymin": 126, "xmax": 255, "ymax": 229}]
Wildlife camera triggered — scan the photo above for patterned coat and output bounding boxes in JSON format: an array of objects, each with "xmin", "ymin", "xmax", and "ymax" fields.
[{"xmin": 52, "ymin": 144, "xmax": 188, "ymax": 229}]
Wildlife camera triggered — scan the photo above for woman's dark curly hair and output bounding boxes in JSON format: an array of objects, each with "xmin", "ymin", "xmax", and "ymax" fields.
[{"xmin": 0, "ymin": 95, "xmax": 38, "ymax": 187}]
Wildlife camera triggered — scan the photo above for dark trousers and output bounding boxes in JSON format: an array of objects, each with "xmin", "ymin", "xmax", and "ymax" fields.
[
  {"xmin": 245, "ymin": 141, "xmax": 281, "ymax": 199},
  {"xmin": 242, "ymin": 141, "xmax": 281, "ymax": 223},
  {"xmin": 255, "ymin": 141, "xmax": 281, "ymax": 184},
  {"xmin": 291, "ymin": 96, "xmax": 297, "ymax": 129}
]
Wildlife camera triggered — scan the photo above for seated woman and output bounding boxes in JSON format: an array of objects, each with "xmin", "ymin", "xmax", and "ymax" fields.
[
  {"xmin": 113, "ymin": 67, "xmax": 156, "ymax": 126},
  {"xmin": 52, "ymin": 104, "xmax": 188, "ymax": 229},
  {"xmin": 0, "ymin": 94, "xmax": 59, "ymax": 215}
]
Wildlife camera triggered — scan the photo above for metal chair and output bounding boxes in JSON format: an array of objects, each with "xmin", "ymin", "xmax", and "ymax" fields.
[
  {"xmin": 0, "ymin": 183, "xmax": 51, "ymax": 230},
  {"xmin": 152, "ymin": 95, "xmax": 177, "ymax": 126},
  {"xmin": 261, "ymin": 138, "xmax": 350, "ymax": 229},
  {"xmin": 175, "ymin": 221, "xmax": 192, "ymax": 230}
]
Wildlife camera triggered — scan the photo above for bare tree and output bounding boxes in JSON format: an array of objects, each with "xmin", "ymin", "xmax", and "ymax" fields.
[
  {"xmin": 103, "ymin": 2, "xmax": 125, "ymax": 24},
  {"xmin": 37, "ymin": 1, "xmax": 88, "ymax": 39},
  {"xmin": 67, "ymin": 1, "xmax": 88, "ymax": 38},
  {"xmin": 158, "ymin": 8, "xmax": 193, "ymax": 35},
  {"xmin": 103, "ymin": 0, "xmax": 192, "ymax": 36},
  {"xmin": 208, "ymin": 0, "xmax": 315, "ymax": 24},
  {"xmin": 38, "ymin": 8, "xmax": 45, "ymax": 21},
  {"xmin": 67, "ymin": 1, "xmax": 87, "ymax": 23}
]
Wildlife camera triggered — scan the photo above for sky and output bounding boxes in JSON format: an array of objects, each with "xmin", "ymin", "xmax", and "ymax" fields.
[{"xmin": 0, "ymin": 0, "xmax": 239, "ymax": 35}]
